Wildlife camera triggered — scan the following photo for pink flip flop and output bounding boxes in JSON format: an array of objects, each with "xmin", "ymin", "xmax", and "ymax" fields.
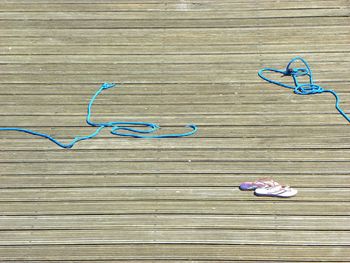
[
  {"xmin": 239, "ymin": 178, "xmax": 279, "ymax": 191},
  {"xmin": 254, "ymin": 185, "xmax": 297, "ymax": 198}
]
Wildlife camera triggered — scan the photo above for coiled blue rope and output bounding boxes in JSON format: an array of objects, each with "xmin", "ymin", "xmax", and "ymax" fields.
[
  {"xmin": 0, "ymin": 83, "xmax": 198, "ymax": 148},
  {"xmin": 258, "ymin": 56, "xmax": 350, "ymax": 123}
]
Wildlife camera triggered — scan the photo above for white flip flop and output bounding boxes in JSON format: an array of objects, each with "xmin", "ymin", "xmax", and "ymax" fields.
[{"xmin": 254, "ymin": 185, "xmax": 297, "ymax": 198}]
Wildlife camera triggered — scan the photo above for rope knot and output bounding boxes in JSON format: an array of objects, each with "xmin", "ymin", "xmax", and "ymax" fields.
[
  {"xmin": 286, "ymin": 67, "xmax": 309, "ymax": 77},
  {"xmin": 294, "ymin": 84, "xmax": 324, "ymax": 95}
]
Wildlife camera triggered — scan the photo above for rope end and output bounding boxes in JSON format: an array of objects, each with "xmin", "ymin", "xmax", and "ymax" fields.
[{"xmin": 101, "ymin": 83, "xmax": 116, "ymax": 90}]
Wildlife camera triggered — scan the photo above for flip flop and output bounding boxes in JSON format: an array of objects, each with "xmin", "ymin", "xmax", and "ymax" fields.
[
  {"xmin": 254, "ymin": 185, "xmax": 297, "ymax": 198},
  {"xmin": 239, "ymin": 178, "xmax": 279, "ymax": 191}
]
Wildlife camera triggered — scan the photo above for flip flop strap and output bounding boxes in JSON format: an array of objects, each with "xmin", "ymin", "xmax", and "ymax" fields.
[{"xmin": 270, "ymin": 186, "xmax": 290, "ymax": 195}]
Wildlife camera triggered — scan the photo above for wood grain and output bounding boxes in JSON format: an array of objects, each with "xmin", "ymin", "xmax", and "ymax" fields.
[{"xmin": 0, "ymin": 0, "xmax": 349, "ymax": 261}]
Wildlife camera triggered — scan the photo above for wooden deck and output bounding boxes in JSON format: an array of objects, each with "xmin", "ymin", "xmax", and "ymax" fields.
[{"xmin": 0, "ymin": 0, "xmax": 350, "ymax": 261}]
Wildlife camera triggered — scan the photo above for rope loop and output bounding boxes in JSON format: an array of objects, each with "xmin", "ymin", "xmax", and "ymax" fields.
[{"xmin": 0, "ymin": 83, "xmax": 198, "ymax": 148}]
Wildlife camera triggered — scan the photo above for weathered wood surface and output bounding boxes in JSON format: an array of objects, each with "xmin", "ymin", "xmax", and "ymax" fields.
[{"xmin": 0, "ymin": 0, "xmax": 349, "ymax": 262}]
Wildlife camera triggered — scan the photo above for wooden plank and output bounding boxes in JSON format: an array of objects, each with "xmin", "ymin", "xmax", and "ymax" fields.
[
  {"xmin": 0, "ymin": 68, "xmax": 347, "ymax": 81},
  {"xmin": 0, "ymin": 115, "xmax": 348, "ymax": 129},
  {"xmin": 0, "ymin": 93, "xmax": 349, "ymax": 105},
  {"xmin": 2, "ymin": 28, "xmax": 349, "ymax": 37},
  {"xmin": 2, "ymin": 137, "xmax": 350, "ymax": 151},
  {"xmin": 1, "ymin": 149, "xmax": 350, "ymax": 162},
  {"xmin": 0, "ymin": 9, "xmax": 348, "ymax": 20},
  {"xmin": 0, "ymin": 159, "xmax": 350, "ymax": 174},
  {"xmin": 0, "ymin": 52, "xmax": 349, "ymax": 63},
  {"xmin": 0, "ymin": 244, "xmax": 348, "ymax": 261},
  {"xmin": 1, "ymin": 215, "xmax": 348, "ymax": 231},
  {"xmin": 0, "ymin": 229, "xmax": 349, "ymax": 245},
  {"xmin": 1, "ymin": 103, "xmax": 350, "ymax": 115},
  {"xmin": 0, "ymin": 29, "xmax": 349, "ymax": 45},
  {"xmin": 1, "ymin": 17, "xmax": 349, "ymax": 29},
  {"xmin": 0, "ymin": 126, "xmax": 350, "ymax": 139},
  {"xmin": 0, "ymin": 82, "xmax": 349, "ymax": 94},
  {"xmin": 0, "ymin": 74, "xmax": 348, "ymax": 85},
  {"xmin": 1, "ymin": 43, "xmax": 350, "ymax": 54},
  {"xmin": 0, "ymin": 1, "xmax": 345, "ymax": 12},
  {"xmin": 1, "ymin": 35, "xmax": 348, "ymax": 45},
  {"xmin": 0, "ymin": 174, "xmax": 348, "ymax": 188},
  {"xmin": 0, "ymin": 187, "xmax": 347, "ymax": 202},
  {"xmin": 0, "ymin": 201, "xmax": 347, "ymax": 216},
  {"xmin": 1, "ymin": 63, "xmax": 348, "ymax": 74}
]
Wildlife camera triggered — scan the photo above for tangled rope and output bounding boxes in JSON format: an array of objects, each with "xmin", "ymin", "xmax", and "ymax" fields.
[
  {"xmin": 0, "ymin": 83, "xmax": 198, "ymax": 148},
  {"xmin": 258, "ymin": 56, "xmax": 350, "ymax": 123}
]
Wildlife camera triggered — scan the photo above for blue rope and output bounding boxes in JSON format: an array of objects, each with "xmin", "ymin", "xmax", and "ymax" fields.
[
  {"xmin": 258, "ymin": 56, "xmax": 350, "ymax": 123},
  {"xmin": 0, "ymin": 83, "xmax": 198, "ymax": 148}
]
